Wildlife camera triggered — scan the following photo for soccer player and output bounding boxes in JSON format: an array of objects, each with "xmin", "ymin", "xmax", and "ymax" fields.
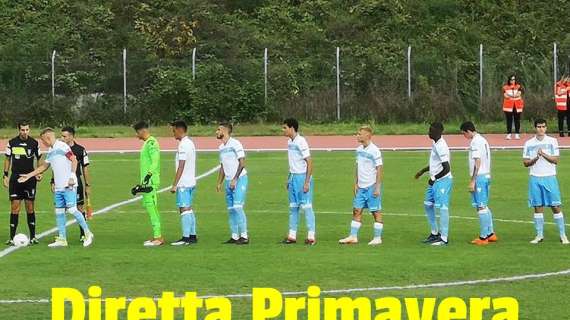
[
  {"xmin": 51, "ymin": 127, "xmax": 92, "ymax": 243},
  {"xmin": 460, "ymin": 121, "xmax": 498, "ymax": 245},
  {"xmin": 3, "ymin": 121, "xmax": 42, "ymax": 246},
  {"xmin": 523, "ymin": 119, "xmax": 569, "ymax": 244},
  {"xmin": 414, "ymin": 122, "xmax": 452, "ymax": 246},
  {"xmin": 169, "ymin": 120, "xmax": 198, "ymax": 246},
  {"xmin": 133, "ymin": 121, "xmax": 163, "ymax": 247},
  {"xmin": 18, "ymin": 128, "xmax": 94, "ymax": 248},
  {"xmin": 215, "ymin": 122, "xmax": 249, "ymax": 245},
  {"xmin": 282, "ymin": 118, "xmax": 316, "ymax": 245},
  {"xmin": 339, "ymin": 125, "xmax": 384, "ymax": 245}
]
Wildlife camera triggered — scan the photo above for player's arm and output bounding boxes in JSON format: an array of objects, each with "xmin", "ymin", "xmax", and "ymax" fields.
[
  {"xmin": 69, "ymin": 154, "xmax": 79, "ymax": 187},
  {"xmin": 171, "ymin": 160, "xmax": 186, "ymax": 193},
  {"xmin": 82, "ymin": 165, "xmax": 91, "ymax": 193},
  {"xmin": 469, "ymin": 158, "xmax": 481, "ymax": 192},
  {"xmin": 3, "ymin": 155, "xmax": 10, "ymax": 188},
  {"xmin": 415, "ymin": 166, "xmax": 429, "ymax": 179},
  {"xmin": 538, "ymin": 150, "xmax": 559, "ymax": 165},
  {"xmin": 374, "ymin": 165, "xmax": 383, "ymax": 197},
  {"xmin": 523, "ymin": 156, "xmax": 539, "ymax": 167},
  {"xmin": 230, "ymin": 157, "xmax": 246, "ymax": 190},
  {"xmin": 216, "ymin": 164, "xmax": 225, "ymax": 193},
  {"xmin": 303, "ymin": 156, "xmax": 313, "ymax": 193},
  {"xmin": 144, "ymin": 142, "xmax": 160, "ymax": 183},
  {"xmin": 18, "ymin": 162, "xmax": 50, "ymax": 182},
  {"xmin": 354, "ymin": 166, "xmax": 358, "ymax": 195},
  {"xmin": 34, "ymin": 145, "xmax": 44, "ymax": 181}
]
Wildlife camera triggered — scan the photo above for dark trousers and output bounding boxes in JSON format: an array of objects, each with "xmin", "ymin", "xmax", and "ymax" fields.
[
  {"xmin": 504, "ymin": 108, "xmax": 521, "ymax": 134},
  {"xmin": 558, "ymin": 109, "xmax": 570, "ymax": 133}
]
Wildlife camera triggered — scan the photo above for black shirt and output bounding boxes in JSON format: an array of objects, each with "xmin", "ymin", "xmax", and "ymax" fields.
[
  {"xmin": 5, "ymin": 136, "xmax": 41, "ymax": 176},
  {"xmin": 70, "ymin": 142, "xmax": 90, "ymax": 178}
]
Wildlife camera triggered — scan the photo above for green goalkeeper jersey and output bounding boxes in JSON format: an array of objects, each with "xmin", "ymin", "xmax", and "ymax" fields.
[{"xmin": 140, "ymin": 136, "xmax": 161, "ymax": 186}]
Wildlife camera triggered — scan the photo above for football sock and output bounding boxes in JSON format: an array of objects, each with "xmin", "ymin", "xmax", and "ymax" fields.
[
  {"xmin": 350, "ymin": 220, "xmax": 361, "ymax": 237},
  {"xmin": 554, "ymin": 212, "xmax": 566, "ymax": 237},
  {"xmin": 235, "ymin": 206, "xmax": 248, "ymax": 238},
  {"xmin": 533, "ymin": 213, "xmax": 544, "ymax": 238},
  {"xmin": 487, "ymin": 208, "xmax": 495, "ymax": 235},
  {"xmin": 439, "ymin": 206, "xmax": 450, "ymax": 242},
  {"xmin": 55, "ymin": 210, "xmax": 67, "ymax": 239},
  {"xmin": 9, "ymin": 213, "xmax": 18, "ymax": 240},
  {"xmin": 228, "ymin": 208, "xmax": 239, "ymax": 239},
  {"xmin": 78, "ymin": 210, "xmax": 86, "ymax": 237},
  {"xmin": 373, "ymin": 222, "xmax": 383, "ymax": 238},
  {"xmin": 181, "ymin": 210, "xmax": 193, "ymax": 237},
  {"xmin": 478, "ymin": 208, "xmax": 491, "ymax": 238},
  {"xmin": 26, "ymin": 212, "xmax": 36, "ymax": 239},
  {"xmin": 70, "ymin": 209, "xmax": 90, "ymax": 234},
  {"xmin": 303, "ymin": 204, "xmax": 316, "ymax": 233},
  {"xmin": 288, "ymin": 205, "xmax": 300, "ymax": 237},
  {"xmin": 423, "ymin": 202, "xmax": 438, "ymax": 234}
]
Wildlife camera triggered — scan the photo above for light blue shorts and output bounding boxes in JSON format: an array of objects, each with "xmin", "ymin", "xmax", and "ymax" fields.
[
  {"xmin": 471, "ymin": 175, "xmax": 491, "ymax": 208},
  {"xmin": 225, "ymin": 175, "xmax": 248, "ymax": 208},
  {"xmin": 353, "ymin": 184, "xmax": 382, "ymax": 212},
  {"xmin": 288, "ymin": 173, "xmax": 313, "ymax": 207},
  {"xmin": 54, "ymin": 189, "xmax": 77, "ymax": 208},
  {"xmin": 528, "ymin": 175, "xmax": 562, "ymax": 208},
  {"xmin": 424, "ymin": 176, "xmax": 453, "ymax": 209},
  {"xmin": 176, "ymin": 187, "xmax": 195, "ymax": 208}
]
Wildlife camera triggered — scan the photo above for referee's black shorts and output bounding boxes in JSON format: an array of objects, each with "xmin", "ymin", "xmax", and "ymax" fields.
[{"xmin": 8, "ymin": 176, "xmax": 37, "ymax": 201}]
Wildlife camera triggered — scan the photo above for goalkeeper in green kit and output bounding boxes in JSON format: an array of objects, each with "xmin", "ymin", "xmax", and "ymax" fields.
[{"xmin": 133, "ymin": 121, "xmax": 164, "ymax": 247}]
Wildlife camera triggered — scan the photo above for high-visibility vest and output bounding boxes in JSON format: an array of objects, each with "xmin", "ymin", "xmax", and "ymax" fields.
[
  {"xmin": 502, "ymin": 84, "xmax": 524, "ymax": 112},
  {"xmin": 555, "ymin": 81, "xmax": 568, "ymax": 111}
]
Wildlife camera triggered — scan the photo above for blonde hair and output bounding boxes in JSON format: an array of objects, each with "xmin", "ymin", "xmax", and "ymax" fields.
[
  {"xmin": 358, "ymin": 125, "xmax": 373, "ymax": 134},
  {"xmin": 40, "ymin": 127, "xmax": 54, "ymax": 136}
]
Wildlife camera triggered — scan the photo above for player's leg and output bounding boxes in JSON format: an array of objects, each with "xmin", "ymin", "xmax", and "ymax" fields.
[
  {"xmin": 368, "ymin": 211, "xmax": 384, "ymax": 245},
  {"xmin": 340, "ymin": 187, "xmax": 365, "ymax": 244},
  {"xmin": 552, "ymin": 206, "xmax": 568, "ymax": 244},
  {"xmin": 142, "ymin": 190, "xmax": 162, "ymax": 246},
  {"xmin": 76, "ymin": 182, "xmax": 86, "ymax": 241},
  {"xmin": 432, "ymin": 177, "xmax": 452, "ymax": 246},
  {"xmin": 172, "ymin": 187, "xmax": 197, "ymax": 246},
  {"xmin": 529, "ymin": 176, "xmax": 545, "ymax": 243},
  {"xmin": 7, "ymin": 199, "xmax": 21, "ymax": 245},
  {"xmin": 64, "ymin": 189, "xmax": 93, "ymax": 247},
  {"xmin": 24, "ymin": 199, "xmax": 38, "ymax": 245},
  {"xmin": 545, "ymin": 176, "xmax": 567, "ymax": 244},
  {"xmin": 301, "ymin": 176, "xmax": 316, "ymax": 245},
  {"xmin": 48, "ymin": 192, "xmax": 68, "ymax": 247},
  {"xmin": 234, "ymin": 175, "xmax": 249, "ymax": 244},
  {"xmin": 224, "ymin": 180, "xmax": 240, "ymax": 244},
  {"xmin": 422, "ymin": 185, "xmax": 439, "ymax": 243},
  {"xmin": 284, "ymin": 175, "xmax": 300, "ymax": 244},
  {"xmin": 471, "ymin": 176, "xmax": 493, "ymax": 245}
]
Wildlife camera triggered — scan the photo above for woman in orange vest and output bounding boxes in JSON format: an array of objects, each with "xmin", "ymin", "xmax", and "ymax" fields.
[
  {"xmin": 502, "ymin": 75, "xmax": 524, "ymax": 139},
  {"xmin": 555, "ymin": 75, "xmax": 569, "ymax": 137}
]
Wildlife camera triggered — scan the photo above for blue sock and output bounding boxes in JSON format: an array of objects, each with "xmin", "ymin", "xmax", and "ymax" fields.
[
  {"xmin": 350, "ymin": 220, "xmax": 361, "ymax": 237},
  {"xmin": 235, "ymin": 206, "xmax": 248, "ymax": 237},
  {"xmin": 288, "ymin": 206, "xmax": 300, "ymax": 236},
  {"xmin": 487, "ymin": 208, "xmax": 495, "ymax": 235},
  {"xmin": 70, "ymin": 209, "xmax": 90, "ymax": 233},
  {"xmin": 424, "ymin": 202, "xmax": 438, "ymax": 234},
  {"xmin": 373, "ymin": 222, "xmax": 383, "ymax": 238},
  {"xmin": 439, "ymin": 206, "xmax": 450, "ymax": 241},
  {"xmin": 55, "ymin": 211, "xmax": 67, "ymax": 239},
  {"xmin": 228, "ymin": 208, "xmax": 239, "ymax": 239},
  {"xmin": 478, "ymin": 208, "xmax": 491, "ymax": 238},
  {"xmin": 303, "ymin": 205, "xmax": 316, "ymax": 233},
  {"xmin": 189, "ymin": 211, "xmax": 196, "ymax": 236},
  {"xmin": 181, "ymin": 211, "xmax": 192, "ymax": 237},
  {"xmin": 534, "ymin": 213, "xmax": 544, "ymax": 238},
  {"xmin": 554, "ymin": 212, "xmax": 566, "ymax": 237}
]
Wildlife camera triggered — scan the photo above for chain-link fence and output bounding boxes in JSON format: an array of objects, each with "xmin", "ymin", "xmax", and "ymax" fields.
[{"xmin": 0, "ymin": 43, "xmax": 568, "ymax": 126}]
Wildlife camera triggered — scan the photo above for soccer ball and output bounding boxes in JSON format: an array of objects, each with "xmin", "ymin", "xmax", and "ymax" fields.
[{"xmin": 13, "ymin": 233, "xmax": 30, "ymax": 247}]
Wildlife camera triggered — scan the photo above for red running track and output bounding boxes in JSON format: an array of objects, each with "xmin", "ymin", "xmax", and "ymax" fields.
[{"xmin": 2, "ymin": 134, "xmax": 569, "ymax": 152}]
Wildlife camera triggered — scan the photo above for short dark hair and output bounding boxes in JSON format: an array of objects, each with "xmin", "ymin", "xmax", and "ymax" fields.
[
  {"xmin": 460, "ymin": 121, "xmax": 476, "ymax": 132},
  {"xmin": 534, "ymin": 118, "xmax": 547, "ymax": 127},
  {"xmin": 40, "ymin": 127, "xmax": 54, "ymax": 136},
  {"xmin": 17, "ymin": 121, "xmax": 29, "ymax": 129},
  {"xmin": 170, "ymin": 120, "xmax": 187, "ymax": 132},
  {"xmin": 430, "ymin": 122, "xmax": 444, "ymax": 133},
  {"xmin": 61, "ymin": 126, "xmax": 76, "ymax": 136},
  {"xmin": 283, "ymin": 118, "xmax": 299, "ymax": 132},
  {"xmin": 219, "ymin": 121, "xmax": 233, "ymax": 134},
  {"xmin": 133, "ymin": 121, "xmax": 149, "ymax": 131}
]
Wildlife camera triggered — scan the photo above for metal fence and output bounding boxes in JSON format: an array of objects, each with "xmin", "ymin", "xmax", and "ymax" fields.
[{"xmin": 0, "ymin": 43, "xmax": 568, "ymax": 125}]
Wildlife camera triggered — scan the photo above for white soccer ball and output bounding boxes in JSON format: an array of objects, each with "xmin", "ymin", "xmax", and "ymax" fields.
[{"xmin": 13, "ymin": 233, "xmax": 30, "ymax": 247}]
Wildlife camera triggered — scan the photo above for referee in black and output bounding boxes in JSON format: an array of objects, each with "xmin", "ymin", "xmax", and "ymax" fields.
[
  {"xmin": 51, "ymin": 127, "xmax": 92, "ymax": 242},
  {"xmin": 3, "ymin": 121, "xmax": 42, "ymax": 245}
]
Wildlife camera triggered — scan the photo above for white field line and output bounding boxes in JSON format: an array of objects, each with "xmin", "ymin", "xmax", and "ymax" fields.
[
  {"xmin": 2, "ymin": 209, "xmax": 570, "ymax": 304},
  {"xmin": 0, "ymin": 166, "xmax": 220, "ymax": 259}
]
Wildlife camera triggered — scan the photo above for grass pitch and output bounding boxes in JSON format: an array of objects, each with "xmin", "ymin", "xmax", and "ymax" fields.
[{"xmin": 1, "ymin": 150, "xmax": 569, "ymax": 319}]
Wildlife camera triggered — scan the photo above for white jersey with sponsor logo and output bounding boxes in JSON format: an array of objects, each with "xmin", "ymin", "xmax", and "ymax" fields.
[
  {"xmin": 175, "ymin": 136, "xmax": 196, "ymax": 187},
  {"xmin": 356, "ymin": 142, "xmax": 383, "ymax": 188},
  {"xmin": 288, "ymin": 135, "xmax": 311, "ymax": 174},
  {"xmin": 219, "ymin": 137, "xmax": 247, "ymax": 180},
  {"xmin": 429, "ymin": 138, "xmax": 452, "ymax": 179},
  {"xmin": 45, "ymin": 140, "xmax": 77, "ymax": 191},
  {"xmin": 468, "ymin": 133, "xmax": 491, "ymax": 176},
  {"xmin": 523, "ymin": 135, "xmax": 559, "ymax": 177}
]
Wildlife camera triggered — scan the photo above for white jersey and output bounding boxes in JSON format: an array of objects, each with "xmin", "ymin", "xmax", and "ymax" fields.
[
  {"xmin": 219, "ymin": 137, "xmax": 247, "ymax": 180},
  {"xmin": 287, "ymin": 135, "xmax": 311, "ymax": 174},
  {"xmin": 356, "ymin": 142, "xmax": 383, "ymax": 188},
  {"xmin": 468, "ymin": 133, "xmax": 491, "ymax": 176},
  {"xmin": 523, "ymin": 135, "xmax": 559, "ymax": 177},
  {"xmin": 175, "ymin": 136, "xmax": 196, "ymax": 187},
  {"xmin": 45, "ymin": 140, "xmax": 77, "ymax": 191},
  {"xmin": 429, "ymin": 138, "xmax": 452, "ymax": 179}
]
